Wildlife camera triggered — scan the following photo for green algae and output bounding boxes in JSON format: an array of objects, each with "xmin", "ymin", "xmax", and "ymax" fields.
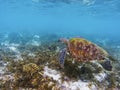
[{"xmin": 0, "ymin": 41, "xmax": 120, "ymax": 90}]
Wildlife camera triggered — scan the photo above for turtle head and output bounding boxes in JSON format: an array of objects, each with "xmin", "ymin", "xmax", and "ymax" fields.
[
  {"xmin": 58, "ymin": 48, "xmax": 67, "ymax": 68},
  {"xmin": 59, "ymin": 38, "xmax": 69, "ymax": 45}
]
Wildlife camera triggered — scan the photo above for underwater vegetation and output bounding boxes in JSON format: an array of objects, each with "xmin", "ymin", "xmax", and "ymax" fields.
[
  {"xmin": 0, "ymin": 43, "xmax": 59, "ymax": 90},
  {"xmin": 0, "ymin": 33, "xmax": 120, "ymax": 90}
]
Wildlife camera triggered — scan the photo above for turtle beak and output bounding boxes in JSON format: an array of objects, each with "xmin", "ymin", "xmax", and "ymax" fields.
[{"xmin": 59, "ymin": 38, "xmax": 68, "ymax": 43}]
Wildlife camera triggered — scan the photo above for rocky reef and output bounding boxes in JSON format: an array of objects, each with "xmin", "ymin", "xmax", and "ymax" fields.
[{"xmin": 0, "ymin": 33, "xmax": 120, "ymax": 90}]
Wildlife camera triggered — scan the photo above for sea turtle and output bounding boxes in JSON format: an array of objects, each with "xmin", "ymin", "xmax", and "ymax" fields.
[{"xmin": 58, "ymin": 37, "xmax": 109, "ymax": 68}]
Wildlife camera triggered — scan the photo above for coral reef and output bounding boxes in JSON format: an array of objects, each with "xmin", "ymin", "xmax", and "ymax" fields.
[
  {"xmin": 1, "ymin": 60, "xmax": 59, "ymax": 90},
  {"xmin": 0, "ymin": 33, "xmax": 120, "ymax": 90}
]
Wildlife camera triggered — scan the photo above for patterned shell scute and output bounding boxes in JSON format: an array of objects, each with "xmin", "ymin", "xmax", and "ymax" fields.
[{"xmin": 68, "ymin": 38, "xmax": 108, "ymax": 62}]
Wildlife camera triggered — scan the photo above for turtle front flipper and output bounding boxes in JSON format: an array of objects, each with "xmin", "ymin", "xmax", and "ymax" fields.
[{"xmin": 58, "ymin": 48, "xmax": 67, "ymax": 68}]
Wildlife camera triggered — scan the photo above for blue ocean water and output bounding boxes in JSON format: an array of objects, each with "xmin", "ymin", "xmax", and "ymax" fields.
[
  {"xmin": 0, "ymin": 0, "xmax": 120, "ymax": 38},
  {"xmin": 1, "ymin": 1, "xmax": 120, "ymax": 90}
]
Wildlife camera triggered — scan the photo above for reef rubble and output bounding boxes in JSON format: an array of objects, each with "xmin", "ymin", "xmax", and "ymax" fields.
[{"xmin": 0, "ymin": 33, "xmax": 120, "ymax": 90}]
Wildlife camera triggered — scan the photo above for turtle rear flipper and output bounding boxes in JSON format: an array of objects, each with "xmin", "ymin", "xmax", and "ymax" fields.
[
  {"xmin": 100, "ymin": 60, "xmax": 112, "ymax": 71},
  {"xmin": 58, "ymin": 48, "xmax": 67, "ymax": 68}
]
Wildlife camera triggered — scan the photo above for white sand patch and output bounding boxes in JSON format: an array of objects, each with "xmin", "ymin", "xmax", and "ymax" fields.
[
  {"xmin": 1, "ymin": 41, "xmax": 19, "ymax": 47},
  {"xmin": 27, "ymin": 40, "xmax": 41, "ymax": 46},
  {"xmin": 0, "ymin": 67, "xmax": 5, "ymax": 74},
  {"xmin": 0, "ymin": 61, "xmax": 8, "ymax": 74},
  {"xmin": 1, "ymin": 41, "xmax": 9, "ymax": 46},
  {"xmin": 8, "ymin": 44, "xmax": 19, "ymax": 53},
  {"xmin": 43, "ymin": 66, "xmax": 97, "ymax": 90},
  {"xmin": 15, "ymin": 55, "xmax": 23, "ymax": 61},
  {"xmin": 28, "ymin": 53, "xmax": 36, "ymax": 57},
  {"xmin": 32, "ymin": 40, "xmax": 40, "ymax": 46},
  {"xmin": 0, "ymin": 74, "xmax": 14, "ymax": 81},
  {"xmin": 7, "ymin": 45, "xmax": 23, "ymax": 61},
  {"xmin": 61, "ymin": 80, "xmax": 91, "ymax": 90},
  {"xmin": 56, "ymin": 47, "xmax": 60, "ymax": 53},
  {"xmin": 33, "ymin": 35, "xmax": 40, "ymax": 39},
  {"xmin": 44, "ymin": 66, "xmax": 61, "ymax": 81},
  {"xmin": 8, "ymin": 46, "xmax": 23, "ymax": 60},
  {"xmin": 94, "ymin": 72, "xmax": 107, "ymax": 82},
  {"xmin": 9, "ymin": 46, "xmax": 17, "ymax": 52}
]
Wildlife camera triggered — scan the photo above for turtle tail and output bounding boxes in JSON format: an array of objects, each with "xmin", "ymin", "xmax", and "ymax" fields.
[{"xmin": 58, "ymin": 48, "xmax": 67, "ymax": 68}]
